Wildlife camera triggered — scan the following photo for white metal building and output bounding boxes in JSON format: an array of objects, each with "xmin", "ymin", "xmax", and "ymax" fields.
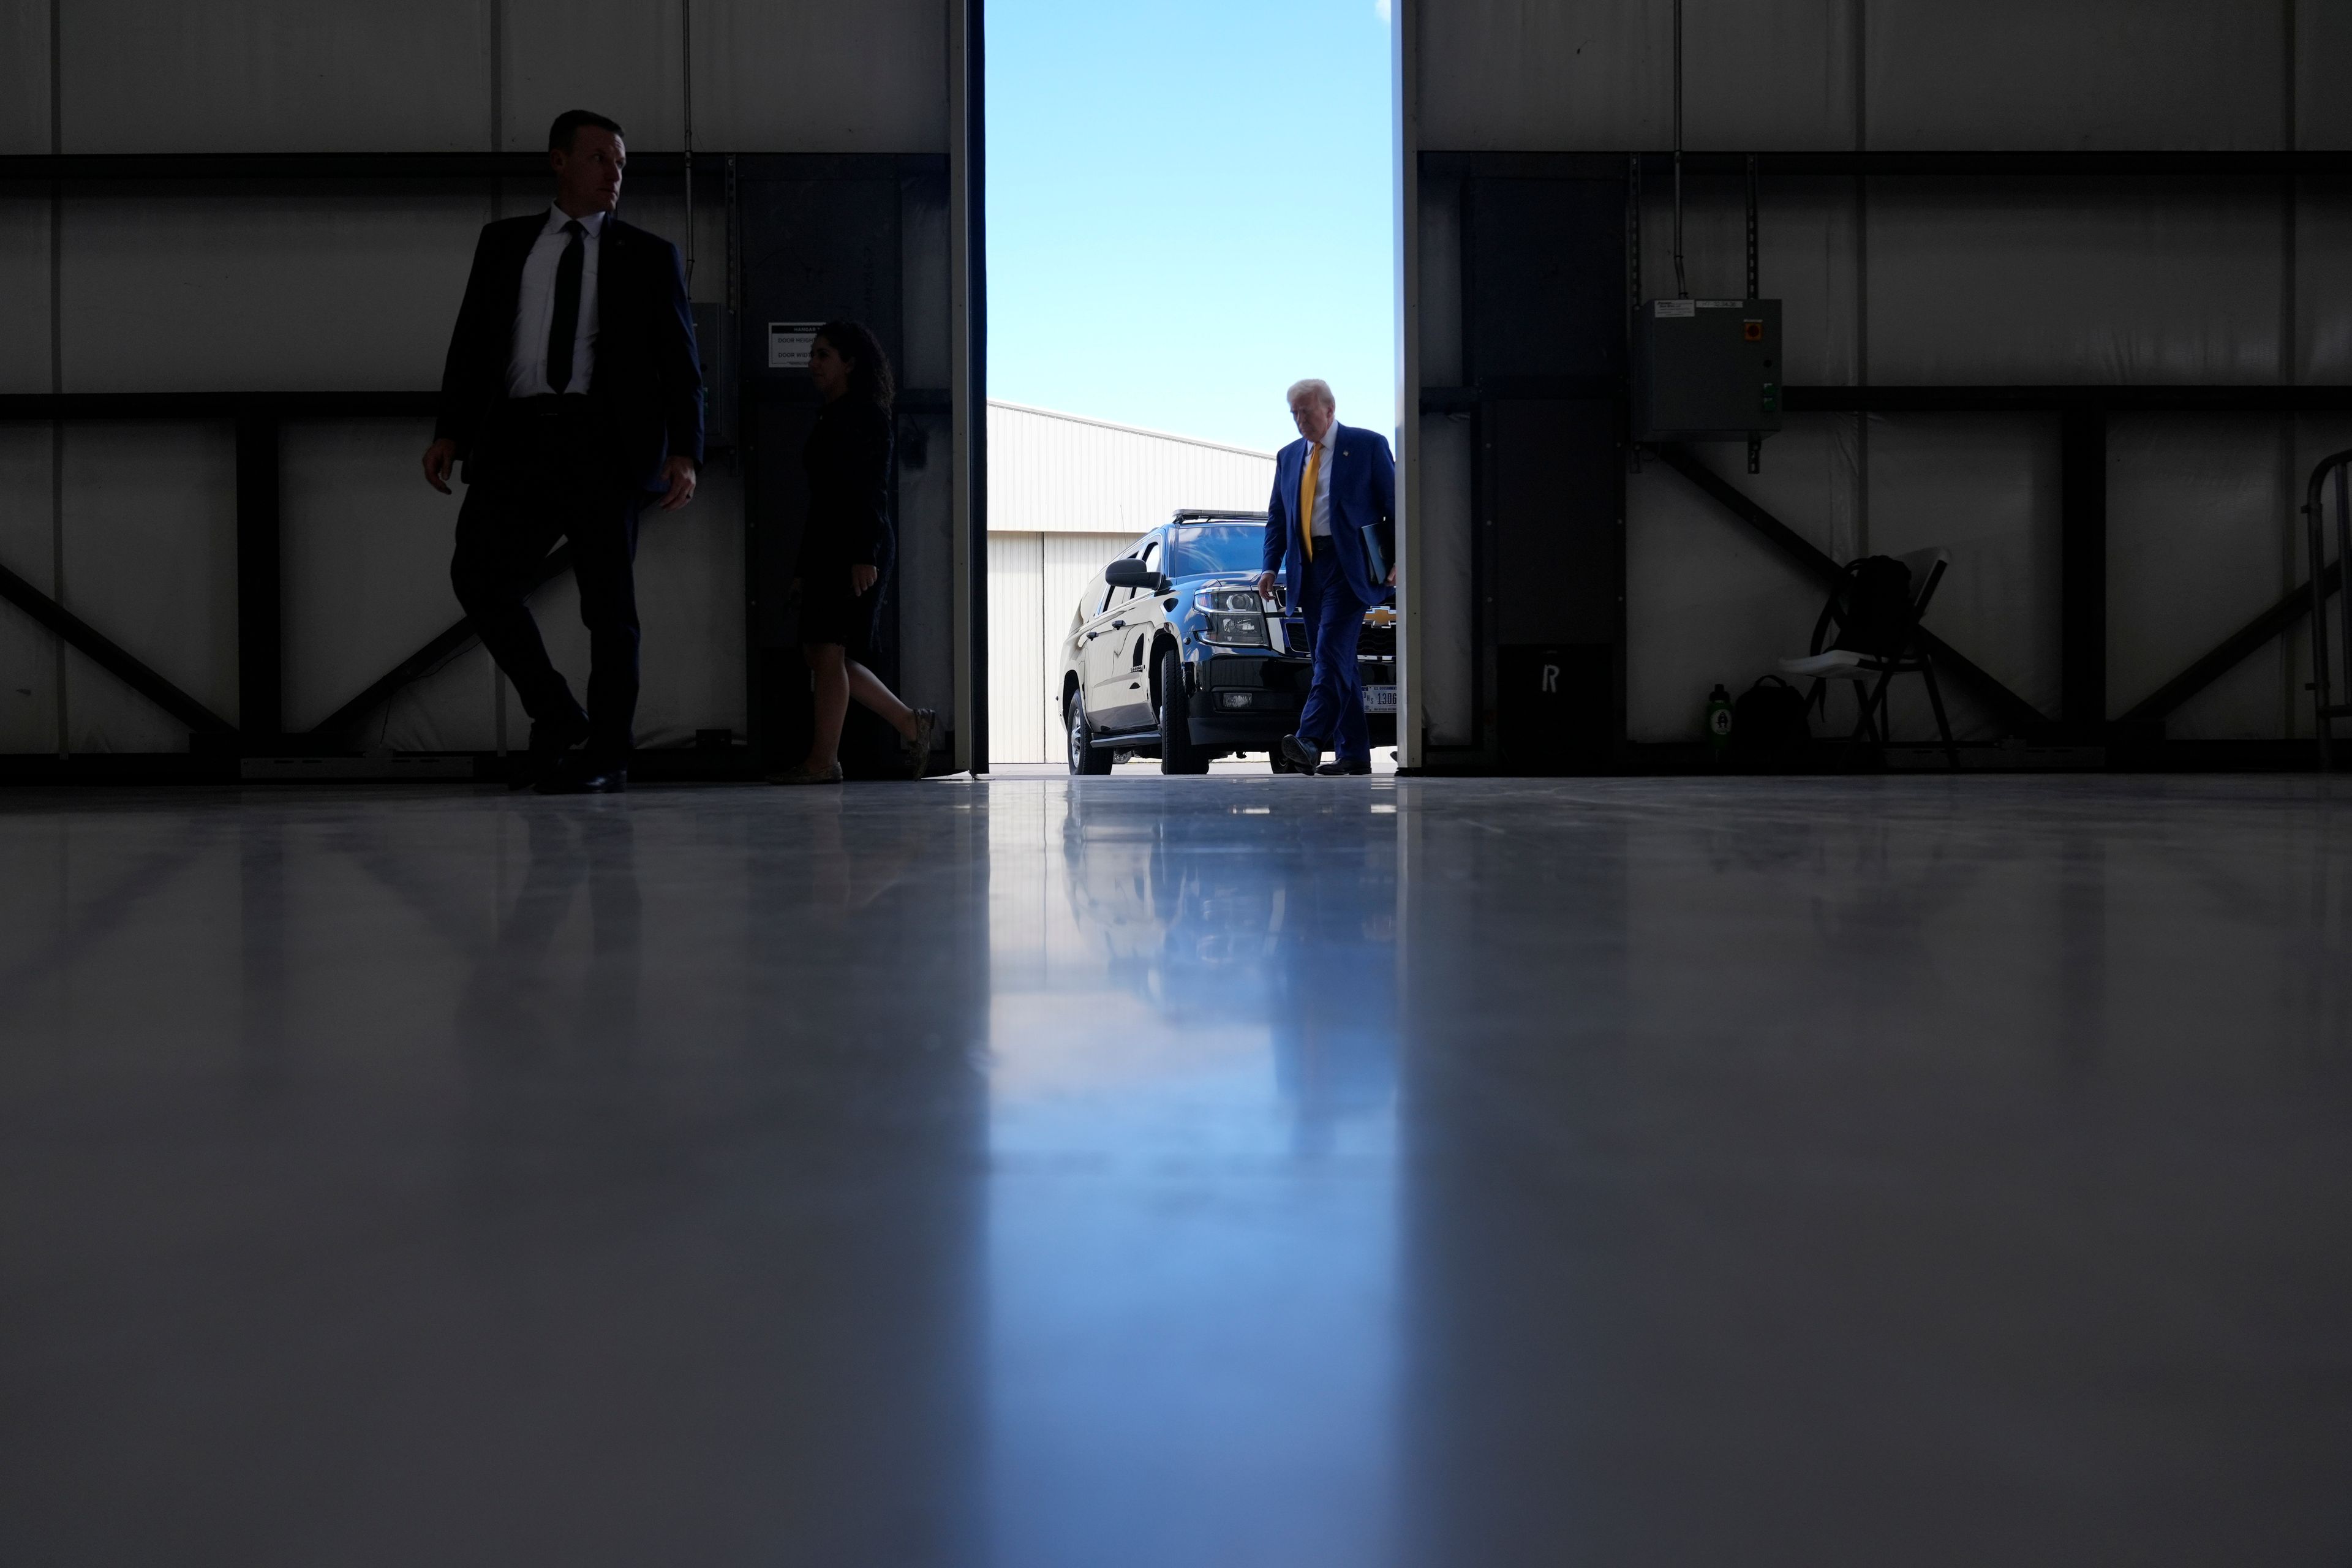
[{"xmin": 985, "ymin": 399, "xmax": 1272, "ymax": 762}]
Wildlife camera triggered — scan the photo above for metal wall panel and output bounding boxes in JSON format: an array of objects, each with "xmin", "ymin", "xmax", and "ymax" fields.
[
  {"xmin": 1418, "ymin": 0, "xmax": 1849, "ymax": 154},
  {"xmin": 1415, "ymin": 412, "xmax": 1474, "ymax": 747},
  {"xmin": 1675, "ymin": 0, "xmax": 1854, "ymax": 151},
  {"xmin": 1625, "ymin": 415, "xmax": 2059, "ymax": 745},
  {"xmin": 0, "ymin": 197, "xmax": 49, "ymax": 393},
  {"xmin": 500, "ymin": 0, "xmax": 685, "ymax": 152},
  {"xmin": 279, "ymin": 419, "xmax": 466, "ymax": 735},
  {"xmin": 988, "ymin": 404, "xmax": 1273, "ymax": 536},
  {"xmin": 60, "ymin": 423, "xmax": 238, "ymax": 748},
  {"xmin": 379, "ymin": 639, "xmax": 500, "ymax": 753},
  {"xmin": 2307, "ymin": 4, "xmax": 2352, "ymax": 152},
  {"xmin": 899, "ymin": 408, "xmax": 958, "ymax": 722},
  {"xmin": 1420, "ymin": 0, "xmax": 2296, "ymax": 156},
  {"xmin": 1417, "ymin": 176, "xmax": 1463, "ymax": 387},
  {"xmin": 0, "ymin": 1, "xmax": 48, "ymax": 156},
  {"xmin": 692, "ymin": 1, "xmax": 949, "ymax": 154},
  {"xmin": 61, "ymin": 1, "xmax": 493, "ymax": 153},
  {"xmin": 625, "ymin": 462, "xmax": 748, "ymax": 747},
  {"xmin": 903, "ymin": 173, "xmax": 954, "ymax": 391},
  {"xmin": 1868, "ymin": 415, "xmax": 2063, "ymax": 728},
  {"xmin": 0, "ymin": 424, "xmax": 58, "ymax": 751},
  {"xmin": 2106, "ymin": 416, "xmax": 2294, "ymax": 741},
  {"xmin": 2300, "ymin": 190, "xmax": 2352, "ymax": 383},
  {"xmin": 1462, "ymin": 178, "xmax": 1626, "ymax": 384},
  {"xmin": 1626, "ymin": 434, "xmax": 1836, "ymax": 745},
  {"xmin": 1419, "ymin": 0, "xmax": 1667, "ymax": 153},
  {"xmin": 61, "ymin": 194, "xmax": 488, "ymax": 391},
  {"xmin": 987, "ymin": 531, "xmax": 1045, "ymax": 762},
  {"xmin": 1866, "ymin": 179, "xmax": 2286, "ymax": 385},
  {"xmin": 1868, "ymin": 0, "xmax": 2287, "ymax": 152}
]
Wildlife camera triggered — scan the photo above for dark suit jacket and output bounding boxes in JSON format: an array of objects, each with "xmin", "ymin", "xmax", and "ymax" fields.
[
  {"xmin": 1262, "ymin": 423, "xmax": 1397, "ymax": 606},
  {"xmin": 434, "ymin": 211, "xmax": 704, "ymax": 494}
]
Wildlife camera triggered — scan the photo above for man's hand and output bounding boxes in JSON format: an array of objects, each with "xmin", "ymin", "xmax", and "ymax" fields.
[
  {"xmin": 655, "ymin": 455, "xmax": 698, "ymax": 511},
  {"xmin": 1254, "ymin": 571, "xmax": 1277, "ymax": 600},
  {"xmin": 1386, "ymin": 565, "xmax": 1397, "ymax": 587},
  {"xmin": 851, "ymin": 563, "xmax": 879, "ymax": 595},
  {"xmin": 421, "ymin": 439, "xmax": 458, "ymax": 494}
]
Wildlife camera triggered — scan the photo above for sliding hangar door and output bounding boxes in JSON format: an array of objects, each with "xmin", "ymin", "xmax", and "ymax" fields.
[
  {"xmin": 1393, "ymin": 1, "xmax": 2352, "ymax": 774},
  {"xmin": 0, "ymin": 1, "xmax": 987, "ymax": 778}
]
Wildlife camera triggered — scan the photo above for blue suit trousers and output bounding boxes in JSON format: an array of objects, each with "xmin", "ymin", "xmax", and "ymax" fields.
[{"xmin": 1295, "ymin": 548, "xmax": 1370, "ymax": 765}]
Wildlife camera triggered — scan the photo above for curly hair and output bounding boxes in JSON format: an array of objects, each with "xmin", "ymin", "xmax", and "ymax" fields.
[{"xmin": 815, "ymin": 320, "xmax": 895, "ymax": 411}]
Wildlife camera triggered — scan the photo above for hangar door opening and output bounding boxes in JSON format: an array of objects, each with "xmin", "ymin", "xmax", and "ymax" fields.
[{"xmin": 980, "ymin": 1, "xmax": 1396, "ymax": 772}]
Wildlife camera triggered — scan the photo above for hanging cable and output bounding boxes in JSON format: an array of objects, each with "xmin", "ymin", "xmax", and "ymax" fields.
[
  {"xmin": 682, "ymin": 0, "xmax": 695, "ymax": 287},
  {"xmin": 1671, "ymin": 0, "xmax": 1686, "ymax": 298}
]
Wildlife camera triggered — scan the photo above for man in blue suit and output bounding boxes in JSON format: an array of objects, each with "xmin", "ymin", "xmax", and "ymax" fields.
[{"xmin": 1256, "ymin": 379, "xmax": 1396, "ymax": 776}]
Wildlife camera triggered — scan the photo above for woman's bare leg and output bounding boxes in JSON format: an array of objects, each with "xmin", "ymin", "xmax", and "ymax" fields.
[
  {"xmin": 803, "ymin": 643, "xmax": 851, "ymax": 770},
  {"xmin": 845, "ymin": 658, "xmax": 919, "ymax": 740}
]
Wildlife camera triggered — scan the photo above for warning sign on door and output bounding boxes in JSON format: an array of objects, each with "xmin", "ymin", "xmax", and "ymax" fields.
[{"xmin": 767, "ymin": 322, "xmax": 823, "ymax": 369}]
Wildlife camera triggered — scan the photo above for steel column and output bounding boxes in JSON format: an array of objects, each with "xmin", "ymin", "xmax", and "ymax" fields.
[
  {"xmin": 235, "ymin": 405, "xmax": 282, "ymax": 747},
  {"xmin": 2059, "ymin": 409, "xmax": 2106, "ymax": 741}
]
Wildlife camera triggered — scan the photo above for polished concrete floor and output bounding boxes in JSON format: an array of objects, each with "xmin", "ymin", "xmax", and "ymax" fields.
[{"xmin": 3, "ymin": 775, "xmax": 2350, "ymax": 1565}]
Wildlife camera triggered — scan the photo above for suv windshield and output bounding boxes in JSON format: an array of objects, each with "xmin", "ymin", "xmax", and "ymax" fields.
[{"xmin": 1163, "ymin": 522, "xmax": 1262, "ymax": 578}]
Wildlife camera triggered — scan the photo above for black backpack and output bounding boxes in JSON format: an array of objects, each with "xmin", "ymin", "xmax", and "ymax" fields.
[
  {"xmin": 1829, "ymin": 555, "xmax": 1917, "ymax": 659},
  {"xmin": 1728, "ymin": 674, "xmax": 1811, "ymax": 768}
]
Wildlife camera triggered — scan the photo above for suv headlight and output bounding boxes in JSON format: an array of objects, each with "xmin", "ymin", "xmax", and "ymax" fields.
[{"xmin": 1194, "ymin": 587, "xmax": 1270, "ymax": 647}]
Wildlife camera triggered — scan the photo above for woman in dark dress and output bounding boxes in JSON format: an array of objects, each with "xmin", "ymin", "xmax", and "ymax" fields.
[{"xmin": 769, "ymin": 321, "xmax": 937, "ymax": 784}]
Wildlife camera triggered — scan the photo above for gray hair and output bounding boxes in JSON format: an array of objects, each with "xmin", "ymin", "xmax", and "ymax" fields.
[{"xmin": 1286, "ymin": 378, "xmax": 1335, "ymax": 410}]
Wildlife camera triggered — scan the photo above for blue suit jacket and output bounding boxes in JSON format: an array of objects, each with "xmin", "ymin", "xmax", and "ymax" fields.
[{"xmin": 1262, "ymin": 423, "xmax": 1397, "ymax": 606}]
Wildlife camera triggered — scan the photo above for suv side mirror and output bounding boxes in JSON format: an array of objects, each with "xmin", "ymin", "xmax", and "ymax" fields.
[{"xmin": 1104, "ymin": 558, "xmax": 1170, "ymax": 592}]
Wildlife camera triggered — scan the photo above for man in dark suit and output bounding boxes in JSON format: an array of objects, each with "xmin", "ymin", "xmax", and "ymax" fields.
[
  {"xmin": 1256, "ymin": 379, "xmax": 1396, "ymax": 776},
  {"xmin": 421, "ymin": 108, "xmax": 703, "ymax": 794}
]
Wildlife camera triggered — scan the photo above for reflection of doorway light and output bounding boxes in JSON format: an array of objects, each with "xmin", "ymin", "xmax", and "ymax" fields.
[{"xmin": 979, "ymin": 790, "xmax": 1401, "ymax": 1564}]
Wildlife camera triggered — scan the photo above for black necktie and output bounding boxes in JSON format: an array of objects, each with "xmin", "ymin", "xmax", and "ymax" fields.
[{"xmin": 546, "ymin": 219, "xmax": 586, "ymax": 394}]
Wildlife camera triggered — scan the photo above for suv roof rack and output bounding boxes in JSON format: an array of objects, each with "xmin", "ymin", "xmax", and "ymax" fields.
[{"xmin": 1169, "ymin": 508, "xmax": 1270, "ymax": 522}]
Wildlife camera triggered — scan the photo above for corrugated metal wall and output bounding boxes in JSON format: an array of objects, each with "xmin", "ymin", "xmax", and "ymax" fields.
[
  {"xmin": 0, "ymin": 0, "xmax": 960, "ymax": 758},
  {"xmin": 986, "ymin": 401, "xmax": 1272, "ymax": 761},
  {"xmin": 1405, "ymin": 0, "xmax": 2352, "ymax": 752}
]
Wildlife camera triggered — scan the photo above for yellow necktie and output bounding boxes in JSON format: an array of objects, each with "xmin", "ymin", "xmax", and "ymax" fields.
[{"xmin": 1298, "ymin": 440, "xmax": 1321, "ymax": 562}]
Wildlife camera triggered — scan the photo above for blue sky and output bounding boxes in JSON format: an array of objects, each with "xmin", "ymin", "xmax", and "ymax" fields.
[{"xmin": 986, "ymin": 0, "xmax": 1398, "ymax": 453}]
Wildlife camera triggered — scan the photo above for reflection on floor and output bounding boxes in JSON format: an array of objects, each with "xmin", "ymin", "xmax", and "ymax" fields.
[{"xmin": 2, "ymin": 776, "xmax": 2348, "ymax": 1565}]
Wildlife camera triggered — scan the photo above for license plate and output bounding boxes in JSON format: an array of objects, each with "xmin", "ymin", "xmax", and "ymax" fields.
[{"xmin": 1362, "ymin": 684, "xmax": 1398, "ymax": 714}]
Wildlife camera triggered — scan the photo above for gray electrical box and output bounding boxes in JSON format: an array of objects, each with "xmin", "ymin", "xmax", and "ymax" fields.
[{"xmin": 1633, "ymin": 296, "xmax": 1782, "ymax": 443}]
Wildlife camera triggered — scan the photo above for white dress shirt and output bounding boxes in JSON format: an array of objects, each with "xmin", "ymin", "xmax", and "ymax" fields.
[
  {"xmin": 507, "ymin": 205, "xmax": 605, "ymax": 397},
  {"xmin": 1305, "ymin": 417, "xmax": 1337, "ymax": 537}
]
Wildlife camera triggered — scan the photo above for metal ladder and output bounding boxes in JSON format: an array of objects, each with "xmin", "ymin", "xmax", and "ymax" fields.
[{"xmin": 2304, "ymin": 450, "xmax": 2352, "ymax": 769}]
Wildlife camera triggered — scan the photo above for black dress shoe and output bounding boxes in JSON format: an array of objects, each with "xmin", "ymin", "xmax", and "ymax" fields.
[
  {"xmin": 1316, "ymin": 759, "xmax": 1372, "ymax": 775},
  {"xmin": 1280, "ymin": 734, "xmax": 1322, "ymax": 772},
  {"xmin": 535, "ymin": 765, "xmax": 627, "ymax": 795},
  {"xmin": 513, "ymin": 712, "xmax": 591, "ymax": 790}
]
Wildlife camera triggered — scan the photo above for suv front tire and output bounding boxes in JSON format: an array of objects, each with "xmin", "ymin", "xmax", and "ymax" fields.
[
  {"xmin": 1157, "ymin": 646, "xmax": 1211, "ymax": 775},
  {"xmin": 1068, "ymin": 687, "xmax": 1112, "ymax": 775}
]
